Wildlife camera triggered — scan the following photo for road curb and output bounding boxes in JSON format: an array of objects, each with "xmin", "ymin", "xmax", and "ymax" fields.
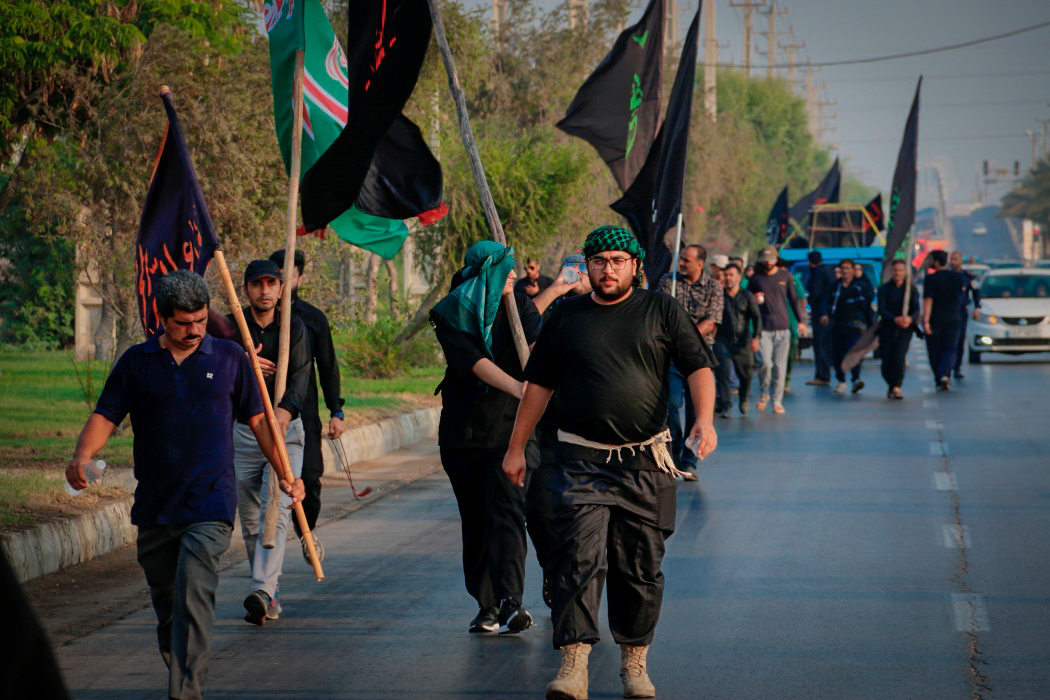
[{"xmin": 2, "ymin": 406, "xmax": 440, "ymax": 584}]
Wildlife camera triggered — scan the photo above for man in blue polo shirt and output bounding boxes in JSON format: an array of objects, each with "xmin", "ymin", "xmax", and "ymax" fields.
[{"xmin": 66, "ymin": 270, "xmax": 303, "ymax": 700}]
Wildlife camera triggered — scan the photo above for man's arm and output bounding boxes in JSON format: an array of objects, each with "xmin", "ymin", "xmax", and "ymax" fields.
[
  {"xmin": 786, "ymin": 273, "xmax": 808, "ymax": 333},
  {"xmin": 66, "ymin": 413, "xmax": 118, "ymax": 490},
  {"xmin": 923, "ymin": 297, "xmax": 934, "ymax": 335},
  {"xmin": 502, "ymin": 383, "xmax": 554, "ymax": 486},
  {"xmin": 532, "ymin": 273, "xmax": 573, "ymax": 315},
  {"xmin": 247, "ymin": 413, "xmax": 305, "ymax": 505},
  {"xmin": 313, "ymin": 312, "xmax": 346, "ymax": 438},
  {"xmin": 684, "ymin": 368, "xmax": 718, "ymax": 459}
]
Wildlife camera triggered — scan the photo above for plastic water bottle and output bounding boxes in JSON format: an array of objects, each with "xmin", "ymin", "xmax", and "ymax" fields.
[{"xmin": 65, "ymin": 459, "xmax": 107, "ymax": 496}]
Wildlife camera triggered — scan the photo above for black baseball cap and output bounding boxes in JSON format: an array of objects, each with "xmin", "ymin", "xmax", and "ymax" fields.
[{"xmin": 244, "ymin": 259, "xmax": 283, "ymax": 284}]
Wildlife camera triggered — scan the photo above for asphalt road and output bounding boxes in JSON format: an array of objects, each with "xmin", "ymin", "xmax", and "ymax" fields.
[
  {"xmin": 948, "ymin": 207, "xmax": 1021, "ymax": 262},
  {"xmin": 40, "ymin": 349, "xmax": 1050, "ymax": 699}
]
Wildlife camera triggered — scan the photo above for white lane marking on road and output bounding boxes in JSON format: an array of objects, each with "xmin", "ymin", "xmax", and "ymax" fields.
[
  {"xmin": 934, "ymin": 472, "xmax": 958, "ymax": 490},
  {"xmin": 926, "ymin": 420, "xmax": 944, "ymax": 430},
  {"xmin": 924, "ymin": 399, "xmax": 939, "ymax": 408},
  {"xmin": 930, "ymin": 441, "xmax": 949, "ymax": 456},
  {"xmin": 922, "ymin": 387, "xmax": 935, "ymax": 394},
  {"xmin": 951, "ymin": 593, "xmax": 991, "ymax": 632},
  {"xmin": 942, "ymin": 524, "xmax": 972, "ymax": 548}
]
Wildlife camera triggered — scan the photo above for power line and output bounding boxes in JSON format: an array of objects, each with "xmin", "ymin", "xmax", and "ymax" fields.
[
  {"xmin": 844, "ymin": 133, "xmax": 1030, "ymax": 145},
  {"xmin": 837, "ymin": 99, "xmax": 1050, "ymax": 112},
  {"xmin": 823, "ymin": 69, "xmax": 1050, "ymax": 84},
  {"xmin": 715, "ymin": 18, "xmax": 1050, "ymax": 69}
]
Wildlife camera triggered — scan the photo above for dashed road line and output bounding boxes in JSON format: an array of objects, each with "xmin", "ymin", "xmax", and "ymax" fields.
[
  {"xmin": 934, "ymin": 472, "xmax": 958, "ymax": 490},
  {"xmin": 951, "ymin": 593, "xmax": 992, "ymax": 632},
  {"xmin": 924, "ymin": 399, "xmax": 940, "ymax": 408},
  {"xmin": 942, "ymin": 524, "xmax": 973, "ymax": 548},
  {"xmin": 930, "ymin": 441, "xmax": 950, "ymax": 456}
]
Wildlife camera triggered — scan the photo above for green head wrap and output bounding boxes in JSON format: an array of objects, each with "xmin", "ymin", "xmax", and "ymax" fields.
[
  {"xmin": 430, "ymin": 241, "xmax": 516, "ymax": 356},
  {"xmin": 582, "ymin": 226, "xmax": 646, "ymax": 261}
]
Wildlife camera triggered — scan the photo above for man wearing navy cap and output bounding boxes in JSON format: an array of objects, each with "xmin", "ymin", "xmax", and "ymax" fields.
[{"xmin": 229, "ymin": 259, "xmax": 313, "ymax": 625}]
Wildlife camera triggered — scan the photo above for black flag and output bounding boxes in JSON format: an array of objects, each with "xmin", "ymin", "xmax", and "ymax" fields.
[
  {"xmin": 556, "ymin": 0, "xmax": 665, "ymax": 191},
  {"xmin": 864, "ymin": 193, "xmax": 884, "ymax": 232},
  {"xmin": 355, "ymin": 114, "xmax": 443, "ymax": 221},
  {"xmin": 610, "ymin": 6, "xmax": 700, "ymax": 283},
  {"xmin": 300, "ymin": 0, "xmax": 431, "ymax": 232},
  {"xmin": 765, "ymin": 186, "xmax": 789, "ymax": 245},
  {"xmin": 135, "ymin": 91, "xmax": 220, "ymax": 337},
  {"xmin": 788, "ymin": 157, "xmax": 840, "ymax": 235},
  {"xmin": 883, "ymin": 77, "xmax": 921, "ymax": 266}
]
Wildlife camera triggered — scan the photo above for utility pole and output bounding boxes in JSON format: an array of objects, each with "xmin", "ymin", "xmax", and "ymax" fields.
[
  {"xmin": 1026, "ymin": 129, "xmax": 1039, "ymax": 168},
  {"xmin": 804, "ymin": 64, "xmax": 817, "ymax": 135},
  {"xmin": 758, "ymin": 0, "xmax": 786, "ymax": 79},
  {"xmin": 492, "ymin": 0, "xmax": 507, "ymax": 40},
  {"xmin": 568, "ymin": 0, "xmax": 588, "ymax": 29},
  {"xmin": 703, "ymin": 0, "xmax": 718, "ymax": 121},
  {"xmin": 816, "ymin": 84, "xmax": 836, "ymax": 144},
  {"xmin": 730, "ymin": 0, "xmax": 765, "ymax": 76},
  {"xmin": 779, "ymin": 33, "xmax": 804, "ymax": 85},
  {"xmin": 665, "ymin": 0, "xmax": 679, "ymax": 57},
  {"xmin": 1035, "ymin": 117, "xmax": 1050, "ymax": 160}
]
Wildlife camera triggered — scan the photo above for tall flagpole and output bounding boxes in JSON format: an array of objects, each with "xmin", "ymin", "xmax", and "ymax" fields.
[
  {"xmin": 266, "ymin": 49, "xmax": 305, "ymax": 548},
  {"xmin": 426, "ymin": 0, "xmax": 530, "ymax": 368},
  {"xmin": 670, "ymin": 213, "xmax": 683, "ymax": 297}
]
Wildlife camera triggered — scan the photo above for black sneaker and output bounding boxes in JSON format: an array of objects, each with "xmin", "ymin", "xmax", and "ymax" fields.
[
  {"xmin": 244, "ymin": 590, "xmax": 270, "ymax": 626},
  {"xmin": 937, "ymin": 377, "xmax": 951, "ymax": 391},
  {"xmin": 301, "ymin": 534, "xmax": 324, "ymax": 564},
  {"xmin": 468, "ymin": 607, "xmax": 499, "ymax": 634},
  {"xmin": 953, "ymin": 370, "xmax": 965, "ymax": 380},
  {"xmin": 497, "ymin": 598, "xmax": 533, "ymax": 635},
  {"xmin": 851, "ymin": 380, "xmax": 865, "ymax": 394}
]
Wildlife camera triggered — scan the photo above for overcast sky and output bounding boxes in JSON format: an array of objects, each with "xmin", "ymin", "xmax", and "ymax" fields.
[{"xmin": 467, "ymin": 0, "xmax": 1050, "ymax": 208}]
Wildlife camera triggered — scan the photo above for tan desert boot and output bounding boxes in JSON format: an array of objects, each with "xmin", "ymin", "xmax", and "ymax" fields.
[
  {"xmin": 620, "ymin": 644, "xmax": 656, "ymax": 698},
  {"xmin": 545, "ymin": 642, "xmax": 592, "ymax": 700}
]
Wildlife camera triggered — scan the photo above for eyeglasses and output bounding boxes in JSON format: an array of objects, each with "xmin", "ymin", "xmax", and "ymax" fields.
[{"xmin": 587, "ymin": 256, "xmax": 632, "ymax": 270}]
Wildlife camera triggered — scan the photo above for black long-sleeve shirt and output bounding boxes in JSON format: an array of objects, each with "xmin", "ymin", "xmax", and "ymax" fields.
[
  {"xmin": 820, "ymin": 280, "xmax": 874, "ymax": 329},
  {"xmin": 716, "ymin": 288, "xmax": 762, "ymax": 349},
  {"xmin": 806, "ymin": 263, "xmax": 836, "ymax": 314},
  {"xmin": 291, "ymin": 296, "xmax": 343, "ymax": 420},
  {"xmin": 229, "ymin": 308, "xmax": 311, "ymax": 421},
  {"xmin": 958, "ymin": 269, "xmax": 982, "ymax": 313},
  {"xmin": 877, "ymin": 280, "xmax": 920, "ymax": 325}
]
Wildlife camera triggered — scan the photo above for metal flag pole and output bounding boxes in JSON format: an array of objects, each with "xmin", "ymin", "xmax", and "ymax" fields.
[
  {"xmin": 266, "ymin": 49, "xmax": 306, "ymax": 549},
  {"xmin": 425, "ymin": 0, "xmax": 530, "ymax": 368},
  {"xmin": 670, "ymin": 212, "xmax": 684, "ymax": 298}
]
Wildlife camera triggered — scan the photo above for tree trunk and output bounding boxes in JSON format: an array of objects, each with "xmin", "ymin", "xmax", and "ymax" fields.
[
  {"xmin": 365, "ymin": 253, "xmax": 380, "ymax": 323},
  {"xmin": 384, "ymin": 258, "xmax": 399, "ymax": 318},
  {"xmin": 393, "ymin": 277, "xmax": 448, "ymax": 345}
]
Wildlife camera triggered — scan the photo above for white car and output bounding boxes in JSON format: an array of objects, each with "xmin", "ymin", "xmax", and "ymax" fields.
[
  {"xmin": 972, "ymin": 223, "xmax": 988, "ymax": 236},
  {"xmin": 968, "ymin": 269, "xmax": 1050, "ymax": 363}
]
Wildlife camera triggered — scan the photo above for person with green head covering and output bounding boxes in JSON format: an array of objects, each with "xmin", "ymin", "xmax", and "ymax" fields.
[
  {"xmin": 429, "ymin": 240, "xmax": 542, "ymax": 637},
  {"xmin": 501, "ymin": 226, "xmax": 719, "ymax": 700}
]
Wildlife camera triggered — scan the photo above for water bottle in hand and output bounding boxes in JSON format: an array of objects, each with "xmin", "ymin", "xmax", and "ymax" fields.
[{"xmin": 65, "ymin": 460, "xmax": 107, "ymax": 496}]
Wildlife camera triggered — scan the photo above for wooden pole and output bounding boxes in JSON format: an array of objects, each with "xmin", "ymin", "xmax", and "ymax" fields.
[
  {"xmin": 266, "ymin": 50, "xmax": 306, "ymax": 547},
  {"xmin": 425, "ymin": 0, "xmax": 530, "ymax": 369},
  {"xmin": 670, "ymin": 213, "xmax": 683, "ymax": 297},
  {"xmin": 214, "ymin": 250, "xmax": 324, "ymax": 581}
]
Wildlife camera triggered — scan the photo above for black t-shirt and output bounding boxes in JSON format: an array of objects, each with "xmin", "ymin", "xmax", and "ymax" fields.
[
  {"xmin": 514, "ymin": 275, "xmax": 554, "ymax": 298},
  {"xmin": 525, "ymin": 289, "xmax": 715, "ymax": 445},
  {"xmin": 923, "ymin": 269, "xmax": 966, "ymax": 327},
  {"xmin": 434, "ymin": 292, "xmax": 541, "ymax": 449}
]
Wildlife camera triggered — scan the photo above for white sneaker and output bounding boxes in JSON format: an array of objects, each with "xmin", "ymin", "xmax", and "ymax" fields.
[{"xmin": 833, "ymin": 382, "xmax": 848, "ymax": 394}]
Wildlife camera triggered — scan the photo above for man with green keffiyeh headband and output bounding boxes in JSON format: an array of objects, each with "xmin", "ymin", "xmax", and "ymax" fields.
[
  {"xmin": 501, "ymin": 226, "xmax": 719, "ymax": 700},
  {"xmin": 430, "ymin": 241, "xmax": 542, "ymax": 638}
]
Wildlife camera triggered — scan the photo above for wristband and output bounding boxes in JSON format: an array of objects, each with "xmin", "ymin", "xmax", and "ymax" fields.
[{"xmin": 331, "ymin": 410, "xmax": 344, "ymax": 420}]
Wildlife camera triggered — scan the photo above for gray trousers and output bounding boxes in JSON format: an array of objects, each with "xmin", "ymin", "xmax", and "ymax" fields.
[
  {"xmin": 233, "ymin": 419, "xmax": 304, "ymax": 597},
  {"xmin": 758, "ymin": 329, "xmax": 792, "ymax": 406},
  {"xmin": 137, "ymin": 521, "xmax": 233, "ymax": 700}
]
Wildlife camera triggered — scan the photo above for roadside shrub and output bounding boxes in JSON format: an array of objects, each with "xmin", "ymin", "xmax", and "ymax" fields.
[{"xmin": 341, "ymin": 318, "xmax": 439, "ymax": 379}]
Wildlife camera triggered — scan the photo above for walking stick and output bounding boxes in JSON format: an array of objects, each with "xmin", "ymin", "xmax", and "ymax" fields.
[
  {"xmin": 214, "ymin": 249, "xmax": 324, "ymax": 581},
  {"xmin": 425, "ymin": 0, "xmax": 530, "ymax": 369},
  {"xmin": 670, "ymin": 213, "xmax": 683, "ymax": 297},
  {"xmin": 264, "ymin": 49, "xmax": 307, "ymax": 549}
]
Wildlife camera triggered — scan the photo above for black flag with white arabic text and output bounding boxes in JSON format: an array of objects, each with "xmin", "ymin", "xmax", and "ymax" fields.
[
  {"xmin": 883, "ymin": 77, "xmax": 921, "ymax": 266},
  {"xmin": 135, "ymin": 91, "xmax": 219, "ymax": 337},
  {"xmin": 610, "ymin": 5, "xmax": 700, "ymax": 282},
  {"xmin": 556, "ymin": 0, "xmax": 665, "ymax": 191}
]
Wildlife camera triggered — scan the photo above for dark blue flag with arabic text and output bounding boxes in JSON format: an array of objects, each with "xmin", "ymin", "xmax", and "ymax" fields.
[{"xmin": 135, "ymin": 91, "xmax": 219, "ymax": 337}]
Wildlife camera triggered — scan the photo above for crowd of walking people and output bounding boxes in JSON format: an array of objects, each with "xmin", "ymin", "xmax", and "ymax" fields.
[{"xmin": 61, "ymin": 222, "xmax": 983, "ymax": 700}]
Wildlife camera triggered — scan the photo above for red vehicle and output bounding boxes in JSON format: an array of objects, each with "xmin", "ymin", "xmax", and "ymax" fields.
[{"xmin": 912, "ymin": 235, "xmax": 947, "ymax": 270}]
